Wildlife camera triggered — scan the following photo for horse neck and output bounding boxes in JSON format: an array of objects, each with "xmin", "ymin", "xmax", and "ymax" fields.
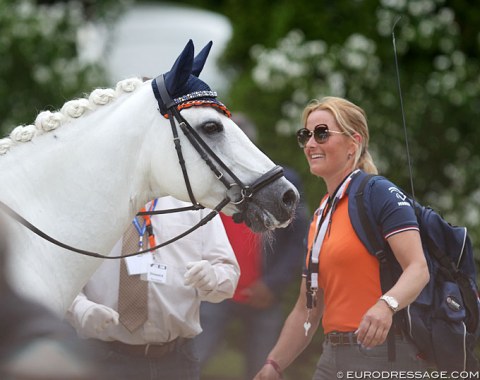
[
  {"xmin": 0, "ymin": 88, "xmax": 168, "ymax": 315},
  {"xmin": 10, "ymin": 105, "xmax": 159, "ymax": 245}
]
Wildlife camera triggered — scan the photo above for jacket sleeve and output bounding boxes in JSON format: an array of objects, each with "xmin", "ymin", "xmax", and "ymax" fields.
[{"xmin": 369, "ymin": 177, "xmax": 419, "ymax": 239}]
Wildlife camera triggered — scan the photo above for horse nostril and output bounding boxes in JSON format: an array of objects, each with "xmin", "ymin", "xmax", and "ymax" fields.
[{"xmin": 282, "ymin": 189, "xmax": 298, "ymax": 211}]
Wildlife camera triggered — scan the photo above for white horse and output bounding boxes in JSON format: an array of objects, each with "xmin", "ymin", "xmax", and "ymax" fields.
[{"xmin": 0, "ymin": 40, "xmax": 299, "ymax": 316}]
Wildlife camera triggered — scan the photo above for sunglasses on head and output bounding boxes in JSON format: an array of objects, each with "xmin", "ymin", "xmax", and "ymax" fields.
[{"xmin": 296, "ymin": 124, "xmax": 345, "ymax": 148}]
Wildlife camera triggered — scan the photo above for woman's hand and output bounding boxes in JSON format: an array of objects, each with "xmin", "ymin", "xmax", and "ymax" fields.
[{"xmin": 355, "ymin": 300, "xmax": 393, "ymax": 348}]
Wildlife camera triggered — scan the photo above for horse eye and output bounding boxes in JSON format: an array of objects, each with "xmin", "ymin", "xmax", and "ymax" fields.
[{"xmin": 202, "ymin": 121, "xmax": 223, "ymax": 135}]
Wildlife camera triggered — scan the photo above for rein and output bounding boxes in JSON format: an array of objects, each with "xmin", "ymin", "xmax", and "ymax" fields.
[
  {"xmin": 0, "ymin": 198, "xmax": 229, "ymax": 260},
  {"xmin": 0, "ymin": 76, "xmax": 284, "ymax": 259}
]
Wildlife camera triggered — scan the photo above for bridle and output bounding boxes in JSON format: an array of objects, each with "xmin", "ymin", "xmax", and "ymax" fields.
[
  {"xmin": 150, "ymin": 74, "xmax": 284, "ymax": 210},
  {"xmin": 0, "ymin": 76, "xmax": 285, "ymax": 259}
]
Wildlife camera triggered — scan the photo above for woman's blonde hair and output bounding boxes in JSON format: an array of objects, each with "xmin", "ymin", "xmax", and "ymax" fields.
[{"xmin": 301, "ymin": 96, "xmax": 378, "ymax": 174}]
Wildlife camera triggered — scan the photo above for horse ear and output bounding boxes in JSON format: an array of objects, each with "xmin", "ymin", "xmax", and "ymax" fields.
[
  {"xmin": 191, "ymin": 41, "xmax": 213, "ymax": 77},
  {"xmin": 164, "ymin": 39, "xmax": 195, "ymax": 95}
]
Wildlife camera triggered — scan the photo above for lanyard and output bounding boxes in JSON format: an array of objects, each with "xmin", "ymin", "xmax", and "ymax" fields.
[
  {"xmin": 132, "ymin": 199, "xmax": 158, "ymax": 250},
  {"xmin": 306, "ymin": 170, "xmax": 358, "ymax": 307}
]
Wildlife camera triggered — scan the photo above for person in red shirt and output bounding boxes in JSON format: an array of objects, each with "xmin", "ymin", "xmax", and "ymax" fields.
[{"xmin": 254, "ymin": 97, "xmax": 429, "ymax": 379}]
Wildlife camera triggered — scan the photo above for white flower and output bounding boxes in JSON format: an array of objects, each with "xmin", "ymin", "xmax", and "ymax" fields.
[{"xmin": 10, "ymin": 125, "xmax": 36, "ymax": 142}]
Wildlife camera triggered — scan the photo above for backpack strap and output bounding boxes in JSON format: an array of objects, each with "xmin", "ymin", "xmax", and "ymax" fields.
[
  {"xmin": 348, "ymin": 171, "xmax": 383, "ymax": 256},
  {"xmin": 355, "ymin": 174, "xmax": 387, "ymax": 264},
  {"xmin": 349, "ymin": 171, "xmax": 398, "ymax": 362}
]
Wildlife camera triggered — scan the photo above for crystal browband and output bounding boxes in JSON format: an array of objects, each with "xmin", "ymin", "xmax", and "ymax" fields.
[
  {"xmin": 162, "ymin": 99, "xmax": 231, "ymax": 119},
  {"xmin": 173, "ymin": 91, "xmax": 218, "ymax": 105}
]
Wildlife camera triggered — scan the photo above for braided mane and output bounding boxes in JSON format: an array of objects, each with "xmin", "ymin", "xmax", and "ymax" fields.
[{"xmin": 0, "ymin": 77, "xmax": 144, "ymax": 155}]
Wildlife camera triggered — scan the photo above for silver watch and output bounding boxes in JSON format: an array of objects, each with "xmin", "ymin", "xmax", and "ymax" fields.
[{"xmin": 379, "ymin": 295, "xmax": 399, "ymax": 313}]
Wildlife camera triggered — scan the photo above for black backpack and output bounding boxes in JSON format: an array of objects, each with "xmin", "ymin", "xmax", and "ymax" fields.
[{"xmin": 348, "ymin": 171, "xmax": 480, "ymax": 372}]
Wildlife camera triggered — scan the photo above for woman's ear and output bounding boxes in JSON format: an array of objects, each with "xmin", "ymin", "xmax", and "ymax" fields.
[
  {"xmin": 349, "ymin": 133, "xmax": 363, "ymax": 156},
  {"xmin": 353, "ymin": 132, "xmax": 362, "ymax": 145}
]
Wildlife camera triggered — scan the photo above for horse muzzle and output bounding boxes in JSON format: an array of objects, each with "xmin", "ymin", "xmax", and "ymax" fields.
[{"xmin": 232, "ymin": 176, "xmax": 299, "ymax": 233}]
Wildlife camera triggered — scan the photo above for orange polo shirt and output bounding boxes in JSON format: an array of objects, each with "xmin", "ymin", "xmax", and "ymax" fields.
[{"xmin": 308, "ymin": 195, "xmax": 382, "ymax": 333}]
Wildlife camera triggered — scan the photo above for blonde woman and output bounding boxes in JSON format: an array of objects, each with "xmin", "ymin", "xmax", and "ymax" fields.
[{"xmin": 254, "ymin": 97, "xmax": 429, "ymax": 379}]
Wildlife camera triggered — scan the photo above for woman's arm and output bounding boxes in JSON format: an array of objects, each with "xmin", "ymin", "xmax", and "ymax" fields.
[{"xmin": 356, "ymin": 229, "xmax": 429, "ymax": 348}]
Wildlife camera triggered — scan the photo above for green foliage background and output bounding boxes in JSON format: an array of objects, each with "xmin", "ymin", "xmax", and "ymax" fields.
[{"xmin": 0, "ymin": 0, "xmax": 127, "ymax": 134}]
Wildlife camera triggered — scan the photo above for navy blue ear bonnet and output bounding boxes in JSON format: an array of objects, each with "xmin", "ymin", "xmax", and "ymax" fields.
[{"xmin": 152, "ymin": 39, "xmax": 230, "ymax": 117}]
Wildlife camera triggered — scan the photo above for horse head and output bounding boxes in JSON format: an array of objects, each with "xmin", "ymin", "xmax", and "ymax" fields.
[{"xmin": 150, "ymin": 40, "xmax": 299, "ymax": 232}]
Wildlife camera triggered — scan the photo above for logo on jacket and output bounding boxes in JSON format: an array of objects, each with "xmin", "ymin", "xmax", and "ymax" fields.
[{"xmin": 388, "ymin": 187, "xmax": 410, "ymax": 207}]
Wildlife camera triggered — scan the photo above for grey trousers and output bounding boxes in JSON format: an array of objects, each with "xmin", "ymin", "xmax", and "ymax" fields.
[{"xmin": 312, "ymin": 337, "xmax": 427, "ymax": 380}]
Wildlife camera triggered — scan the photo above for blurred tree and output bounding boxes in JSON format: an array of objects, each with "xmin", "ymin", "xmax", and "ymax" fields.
[{"xmin": 0, "ymin": 0, "xmax": 128, "ymax": 135}]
